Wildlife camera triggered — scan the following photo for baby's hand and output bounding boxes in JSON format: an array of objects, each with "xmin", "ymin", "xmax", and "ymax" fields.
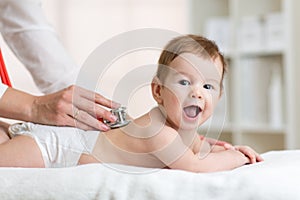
[
  {"xmin": 226, "ymin": 149, "xmax": 250, "ymax": 167},
  {"xmin": 202, "ymin": 137, "xmax": 235, "ymax": 151},
  {"xmin": 234, "ymin": 145, "xmax": 264, "ymax": 164}
]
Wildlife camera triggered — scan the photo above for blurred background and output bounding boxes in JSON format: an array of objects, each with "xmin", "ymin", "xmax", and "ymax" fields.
[{"xmin": 1, "ymin": 0, "xmax": 299, "ymax": 153}]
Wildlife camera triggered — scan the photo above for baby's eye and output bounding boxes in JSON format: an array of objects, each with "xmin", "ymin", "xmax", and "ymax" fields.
[
  {"xmin": 203, "ymin": 84, "xmax": 213, "ymax": 90},
  {"xmin": 179, "ymin": 80, "xmax": 191, "ymax": 86}
]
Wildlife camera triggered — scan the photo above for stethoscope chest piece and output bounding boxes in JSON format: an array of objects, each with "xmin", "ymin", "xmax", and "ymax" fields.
[{"xmin": 104, "ymin": 107, "xmax": 131, "ymax": 128}]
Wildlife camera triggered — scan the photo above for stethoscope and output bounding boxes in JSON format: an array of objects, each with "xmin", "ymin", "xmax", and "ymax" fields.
[{"xmin": 103, "ymin": 106, "xmax": 131, "ymax": 128}]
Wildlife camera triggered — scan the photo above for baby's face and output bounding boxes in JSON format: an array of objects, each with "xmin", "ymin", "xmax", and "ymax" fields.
[{"xmin": 158, "ymin": 53, "xmax": 223, "ymax": 130}]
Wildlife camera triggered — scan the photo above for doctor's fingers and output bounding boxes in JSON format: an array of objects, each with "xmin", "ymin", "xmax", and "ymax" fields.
[
  {"xmin": 65, "ymin": 110, "xmax": 107, "ymax": 131},
  {"xmin": 72, "ymin": 96, "xmax": 118, "ymax": 124},
  {"xmin": 66, "ymin": 106, "xmax": 111, "ymax": 131},
  {"xmin": 71, "ymin": 85, "xmax": 120, "ymax": 109},
  {"xmin": 65, "ymin": 114, "xmax": 94, "ymax": 130}
]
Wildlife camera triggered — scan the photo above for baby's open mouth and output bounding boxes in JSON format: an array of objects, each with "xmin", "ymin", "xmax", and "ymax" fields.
[{"xmin": 183, "ymin": 105, "xmax": 202, "ymax": 118}]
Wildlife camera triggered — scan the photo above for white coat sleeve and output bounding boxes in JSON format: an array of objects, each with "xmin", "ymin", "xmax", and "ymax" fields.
[{"xmin": 0, "ymin": 0, "xmax": 80, "ymax": 94}]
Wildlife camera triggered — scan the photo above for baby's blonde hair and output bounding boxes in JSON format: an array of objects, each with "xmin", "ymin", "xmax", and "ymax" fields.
[{"xmin": 156, "ymin": 35, "xmax": 227, "ymax": 92}]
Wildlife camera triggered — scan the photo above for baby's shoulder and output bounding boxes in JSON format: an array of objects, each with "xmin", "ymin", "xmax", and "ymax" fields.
[
  {"xmin": 151, "ymin": 125, "xmax": 178, "ymax": 140},
  {"xmin": 145, "ymin": 126, "xmax": 180, "ymax": 151}
]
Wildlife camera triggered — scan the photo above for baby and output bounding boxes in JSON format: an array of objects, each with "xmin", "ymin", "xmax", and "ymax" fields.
[{"xmin": 0, "ymin": 35, "xmax": 263, "ymax": 172}]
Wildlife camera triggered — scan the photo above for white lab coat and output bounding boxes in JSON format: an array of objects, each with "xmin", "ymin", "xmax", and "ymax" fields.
[{"xmin": 0, "ymin": 0, "xmax": 79, "ymax": 98}]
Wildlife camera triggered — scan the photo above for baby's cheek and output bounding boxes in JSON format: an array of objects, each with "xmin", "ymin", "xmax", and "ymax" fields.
[
  {"xmin": 170, "ymin": 86, "xmax": 189, "ymax": 100},
  {"xmin": 171, "ymin": 95, "xmax": 180, "ymax": 105},
  {"xmin": 203, "ymin": 95, "xmax": 215, "ymax": 117},
  {"xmin": 165, "ymin": 89, "xmax": 182, "ymax": 107},
  {"xmin": 211, "ymin": 93, "xmax": 220, "ymax": 107},
  {"xmin": 202, "ymin": 105, "xmax": 213, "ymax": 119}
]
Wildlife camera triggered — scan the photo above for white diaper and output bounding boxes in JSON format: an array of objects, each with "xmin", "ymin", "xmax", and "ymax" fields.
[{"xmin": 8, "ymin": 122, "xmax": 100, "ymax": 168}]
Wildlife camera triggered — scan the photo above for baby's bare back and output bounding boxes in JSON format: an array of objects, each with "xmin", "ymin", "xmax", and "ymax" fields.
[
  {"xmin": 90, "ymin": 108, "xmax": 170, "ymax": 168},
  {"xmin": 90, "ymin": 128, "xmax": 167, "ymax": 168}
]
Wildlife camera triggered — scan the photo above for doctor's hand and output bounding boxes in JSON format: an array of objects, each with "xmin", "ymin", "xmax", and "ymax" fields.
[{"xmin": 31, "ymin": 85, "xmax": 120, "ymax": 131}]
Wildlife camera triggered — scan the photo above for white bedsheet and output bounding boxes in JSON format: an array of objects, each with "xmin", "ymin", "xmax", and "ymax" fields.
[{"xmin": 0, "ymin": 150, "xmax": 299, "ymax": 200}]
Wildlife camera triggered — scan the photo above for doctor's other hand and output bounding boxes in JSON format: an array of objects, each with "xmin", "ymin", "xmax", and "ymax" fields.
[{"xmin": 31, "ymin": 85, "xmax": 120, "ymax": 131}]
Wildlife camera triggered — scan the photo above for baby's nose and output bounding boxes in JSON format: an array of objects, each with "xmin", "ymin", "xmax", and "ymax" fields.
[{"xmin": 191, "ymin": 86, "xmax": 203, "ymax": 99}]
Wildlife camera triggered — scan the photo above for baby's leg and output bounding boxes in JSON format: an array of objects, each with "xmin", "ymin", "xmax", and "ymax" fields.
[
  {"xmin": 0, "ymin": 120, "xmax": 10, "ymax": 144},
  {"xmin": 0, "ymin": 135, "xmax": 45, "ymax": 167}
]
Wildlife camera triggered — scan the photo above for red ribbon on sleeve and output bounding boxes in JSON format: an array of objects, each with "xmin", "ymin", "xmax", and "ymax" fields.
[{"xmin": 0, "ymin": 49, "xmax": 12, "ymax": 87}]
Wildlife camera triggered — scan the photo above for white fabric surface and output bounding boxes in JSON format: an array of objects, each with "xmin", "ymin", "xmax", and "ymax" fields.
[
  {"xmin": 0, "ymin": 0, "xmax": 79, "ymax": 94},
  {"xmin": 0, "ymin": 150, "xmax": 299, "ymax": 200}
]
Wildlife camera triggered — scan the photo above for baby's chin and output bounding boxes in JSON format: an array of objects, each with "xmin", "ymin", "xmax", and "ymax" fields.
[
  {"xmin": 176, "ymin": 120, "xmax": 200, "ymax": 131},
  {"xmin": 181, "ymin": 116, "xmax": 212, "ymax": 131}
]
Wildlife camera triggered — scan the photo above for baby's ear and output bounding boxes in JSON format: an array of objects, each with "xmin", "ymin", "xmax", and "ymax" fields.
[{"xmin": 151, "ymin": 76, "xmax": 163, "ymax": 104}]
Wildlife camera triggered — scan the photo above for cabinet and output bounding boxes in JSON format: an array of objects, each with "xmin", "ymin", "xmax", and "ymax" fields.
[{"xmin": 191, "ymin": 0, "xmax": 300, "ymax": 152}]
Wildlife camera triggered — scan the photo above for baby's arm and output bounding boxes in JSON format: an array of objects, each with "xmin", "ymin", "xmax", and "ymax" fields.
[
  {"xmin": 151, "ymin": 128, "xmax": 249, "ymax": 173},
  {"xmin": 199, "ymin": 136, "xmax": 234, "ymax": 152},
  {"xmin": 167, "ymin": 147, "xmax": 249, "ymax": 173},
  {"xmin": 200, "ymin": 137, "xmax": 263, "ymax": 163}
]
